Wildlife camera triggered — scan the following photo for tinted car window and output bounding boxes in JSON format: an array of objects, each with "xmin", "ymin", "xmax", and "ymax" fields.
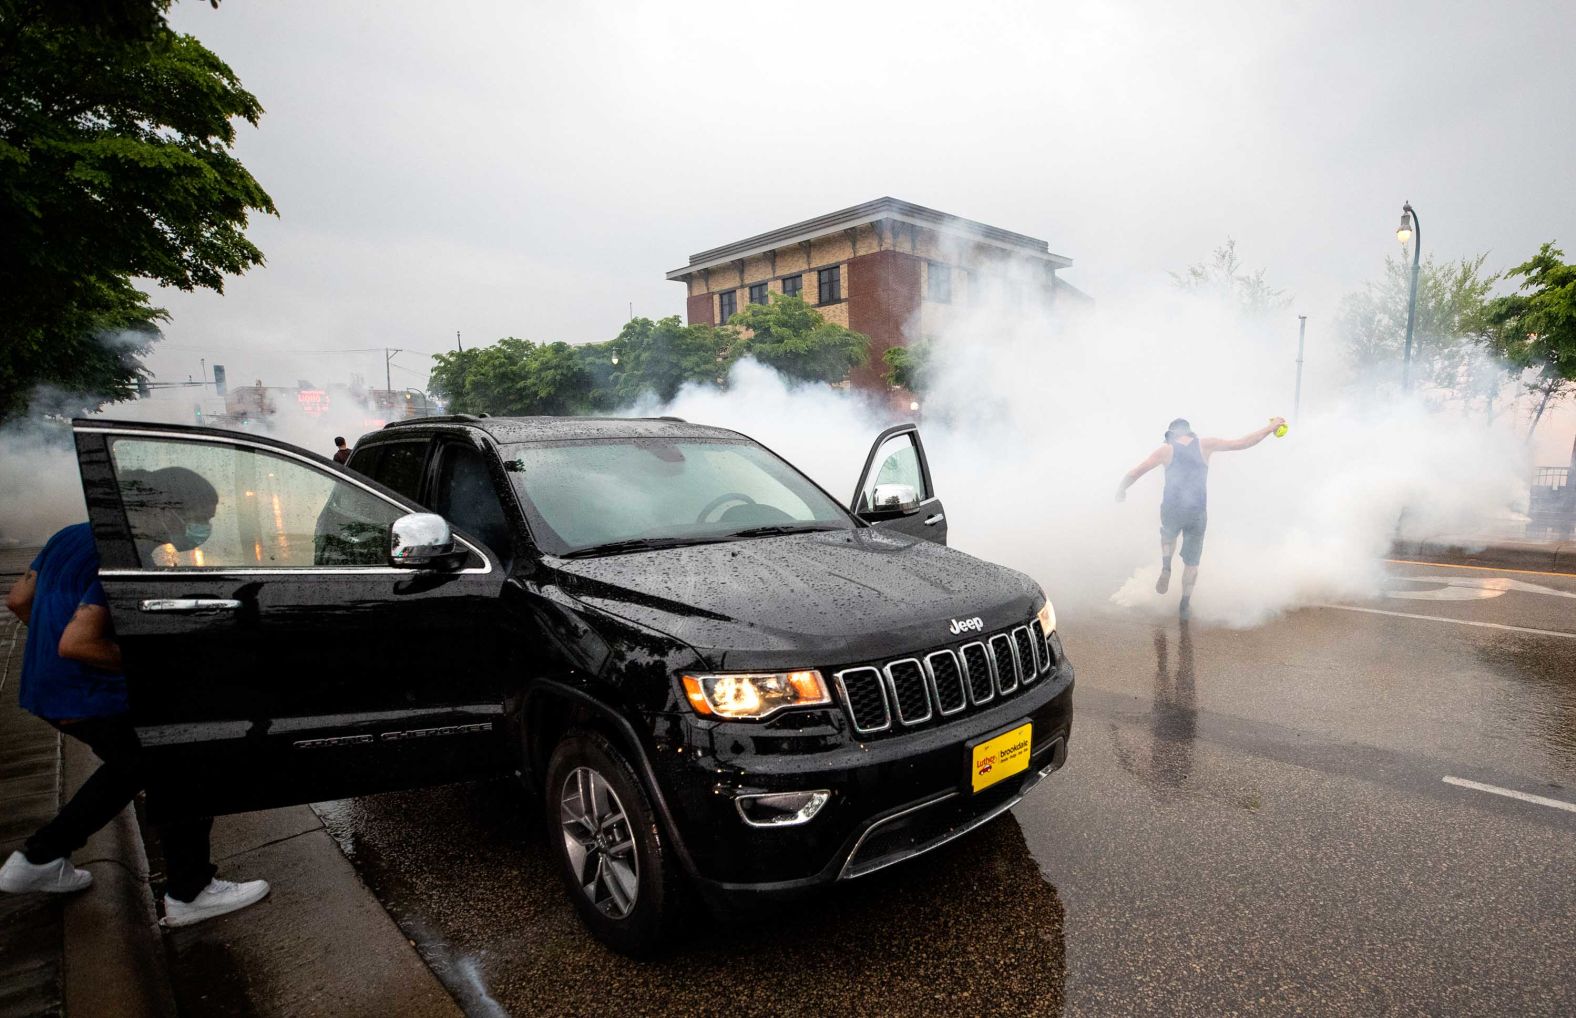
[
  {"xmin": 109, "ymin": 436, "xmax": 404, "ymax": 568},
  {"xmin": 432, "ymin": 443, "xmax": 512, "ymax": 560},
  {"xmin": 504, "ymin": 438, "xmax": 852, "ymax": 555},
  {"xmin": 351, "ymin": 440, "xmax": 428, "ymax": 503}
]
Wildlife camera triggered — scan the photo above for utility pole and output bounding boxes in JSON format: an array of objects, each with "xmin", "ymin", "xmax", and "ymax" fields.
[
  {"xmin": 456, "ymin": 331, "xmax": 463, "ymax": 353},
  {"xmin": 384, "ymin": 348, "xmax": 401, "ymax": 393},
  {"xmin": 1294, "ymin": 315, "xmax": 1307, "ymax": 421}
]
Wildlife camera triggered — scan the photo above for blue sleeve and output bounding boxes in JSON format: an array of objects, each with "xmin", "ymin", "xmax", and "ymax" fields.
[{"xmin": 81, "ymin": 579, "xmax": 108, "ymax": 608}]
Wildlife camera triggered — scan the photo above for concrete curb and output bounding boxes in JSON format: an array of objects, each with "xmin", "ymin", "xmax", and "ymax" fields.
[
  {"xmin": 60, "ymin": 736, "xmax": 176, "ymax": 1018},
  {"xmin": 1391, "ymin": 538, "xmax": 1576, "ymax": 574}
]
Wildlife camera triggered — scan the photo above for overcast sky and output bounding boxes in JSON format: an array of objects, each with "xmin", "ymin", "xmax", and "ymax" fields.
[{"xmin": 145, "ymin": 0, "xmax": 1576, "ymax": 392}]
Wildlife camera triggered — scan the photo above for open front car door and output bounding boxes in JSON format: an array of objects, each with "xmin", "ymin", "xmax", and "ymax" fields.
[
  {"xmin": 850, "ymin": 423, "xmax": 948, "ymax": 545},
  {"xmin": 72, "ymin": 420, "xmax": 512, "ymax": 819}
]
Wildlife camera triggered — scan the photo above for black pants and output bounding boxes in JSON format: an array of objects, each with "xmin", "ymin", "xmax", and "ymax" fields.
[{"xmin": 23, "ymin": 715, "xmax": 217, "ymax": 902}]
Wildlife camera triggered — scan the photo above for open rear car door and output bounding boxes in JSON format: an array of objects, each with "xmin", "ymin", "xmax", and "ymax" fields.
[
  {"xmin": 850, "ymin": 423, "xmax": 948, "ymax": 545},
  {"xmin": 72, "ymin": 420, "xmax": 513, "ymax": 819}
]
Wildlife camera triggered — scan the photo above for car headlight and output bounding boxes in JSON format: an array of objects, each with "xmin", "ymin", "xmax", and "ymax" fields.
[
  {"xmin": 681, "ymin": 670, "xmax": 831, "ymax": 720},
  {"xmin": 1036, "ymin": 599, "xmax": 1056, "ymax": 636}
]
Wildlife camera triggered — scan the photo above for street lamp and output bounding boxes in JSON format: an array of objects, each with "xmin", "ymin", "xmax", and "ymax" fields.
[{"xmin": 1396, "ymin": 201, "xmax": 1421, "ymax": 391}]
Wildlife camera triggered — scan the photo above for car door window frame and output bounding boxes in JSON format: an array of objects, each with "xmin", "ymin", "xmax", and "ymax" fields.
[
  {"xmin": 850, "ymin": 424, "xmax": 939, "ymax": 518},
  {"xmin": 346, "ymin": 437, "xmax": 432, "ymax": 504},
  {"xmin": 77, "ymin": 423, "xmax": 492, "ymax": 577}
]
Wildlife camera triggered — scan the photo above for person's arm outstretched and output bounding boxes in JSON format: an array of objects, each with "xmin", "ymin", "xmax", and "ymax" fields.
[
  {"xmin": 1116, "ymin": 444, "xmax": 1172, "ymax": 502},
  {"xmin": 1202, "ymin": 417, "xmax": 1286, "ymax": 455}
]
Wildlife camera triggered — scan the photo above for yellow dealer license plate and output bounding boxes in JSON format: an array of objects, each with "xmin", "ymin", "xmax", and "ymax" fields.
[{"xmin": 969, "ymin": 722, "xmax": 1032, "ymax": 793}]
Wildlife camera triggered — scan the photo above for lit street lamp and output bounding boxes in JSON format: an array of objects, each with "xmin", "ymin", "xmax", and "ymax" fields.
[{"xmin": 1396, "ymin": 201, "xmax": 1421, "ymax": 391}]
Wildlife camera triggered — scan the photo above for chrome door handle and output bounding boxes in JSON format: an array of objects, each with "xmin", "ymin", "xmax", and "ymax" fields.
[
  {"xmin": 139, "ymin": 598, "xmax": 242, "ymax": 614},
  {"xmin": 924, "ymin": 513, "xmax": 945, "ymax": 526}
]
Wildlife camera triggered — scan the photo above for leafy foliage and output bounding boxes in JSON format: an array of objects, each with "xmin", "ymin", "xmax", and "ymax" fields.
[
  {"xmin": 0, "ymin": 0, "xmax": 275, "ymax": 421},
  {"xmin": 882, "ymin": 340, "xmax": 932, "ymax": 391},
  {"xmin": 426, "ymin": 300, "xmax": 873, "ymax": 417},
  {"xmin": 1171, "ymin": 239, "xmax": 1292, "ymax": 318},
  {"xmin": 428, "ymin": 339, "xmax": 595, "ymax": 416},
  {"xmin": 727, "ymin": 293, "xmax": 870, "ymax": 384},
  {"xmin": 1339, "ymin": 253, "xmax": 1506, "ymax": 412},
  {"xmin": 1479, "ymin": 243, "xmax": 1576, "ymax": 435},
  {"xmin": 603, "ymin": 316, "xmax": 740, "ymax": 405}
]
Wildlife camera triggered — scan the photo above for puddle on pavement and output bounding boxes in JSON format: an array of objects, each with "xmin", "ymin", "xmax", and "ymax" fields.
[
  {"xmin": 1108, "ymin": 624, "xmax": 1199, "ymax": 798},
  {"xmin": 1475, "ymin": 636, "xmax": 1576, "ymax": 772},
  {"xmin": 317, "ymin": 781, "xmax": 1066, "ymax": 1017}
]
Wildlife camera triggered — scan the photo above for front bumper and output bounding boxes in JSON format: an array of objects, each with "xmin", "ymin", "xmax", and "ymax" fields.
[{"xmin": 651, "ymin": 656, "xmax": 1074, "ymax": 898}]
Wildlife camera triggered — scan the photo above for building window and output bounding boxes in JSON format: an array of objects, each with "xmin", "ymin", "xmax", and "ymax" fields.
[
  {"xmin": 927, "ymin": 262, "xmax": 951, "ymax": 304},
  {"xmin": 817, "ymin": 266, "xmax": 841, "ymax": 305},
  {"xmin": 718, "ymin": 289, "xmax": 737, "ymax": 322},
  {"xmin": 782, "ymin": 274, "xmax": 802, "ymax": 298},
  {"xmin": 748, "ymin": 282, "xmax": 768, "ymax": 305}
]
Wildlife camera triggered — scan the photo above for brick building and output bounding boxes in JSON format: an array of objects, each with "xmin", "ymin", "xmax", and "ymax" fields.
[{"xmin": 666, "ymin": 196, "xmax": 1083, "ymax": 389}]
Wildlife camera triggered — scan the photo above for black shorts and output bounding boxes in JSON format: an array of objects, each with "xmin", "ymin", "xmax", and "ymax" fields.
[{"xmin": 1160, "ymin": 508, "xmax": 1207, "ymax": 566}]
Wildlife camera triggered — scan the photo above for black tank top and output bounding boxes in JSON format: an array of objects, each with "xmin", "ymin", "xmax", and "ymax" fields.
[{"xmin": 1162, "ymin": 438, "xmax": 1208, "ymax": 514}]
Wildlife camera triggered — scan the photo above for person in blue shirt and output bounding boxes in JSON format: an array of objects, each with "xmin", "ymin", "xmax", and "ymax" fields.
[
  {"xmin": 1116, "ymin": 417, "xmax": 1285, "ymax": 619},
  {"xmin": 2, "ymin": 506, "xmax": 270, "ymax": 927}
]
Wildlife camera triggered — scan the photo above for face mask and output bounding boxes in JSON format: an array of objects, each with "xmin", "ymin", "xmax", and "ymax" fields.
[{"xmin": 164, "ymin": 514, "xmax": 212, "ymax": 551}]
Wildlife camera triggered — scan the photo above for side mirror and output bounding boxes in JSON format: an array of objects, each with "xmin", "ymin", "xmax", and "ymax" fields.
[
  {"xmin": 390, "ymin": 513, "xmax": 455, "ymax": 568},
  {"xmin": 870, "ymin": 483, "xmax": 920, "ymax": 514}
]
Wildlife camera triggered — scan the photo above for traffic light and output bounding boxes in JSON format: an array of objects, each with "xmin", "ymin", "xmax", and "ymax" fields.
[{"xmin": 213, "ymin": 364, "xmax": 227, "ymax": 396}]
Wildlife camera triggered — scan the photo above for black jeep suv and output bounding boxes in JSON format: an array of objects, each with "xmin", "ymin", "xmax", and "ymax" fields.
[{"xmin": 71, "ymin": 414, "xmax": 1073, "ymax": 954}]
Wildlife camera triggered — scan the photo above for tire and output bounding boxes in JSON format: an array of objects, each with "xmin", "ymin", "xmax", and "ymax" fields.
[{"xmin": 544, "ymin": 729, "xmax": 687, "ymax": 957}]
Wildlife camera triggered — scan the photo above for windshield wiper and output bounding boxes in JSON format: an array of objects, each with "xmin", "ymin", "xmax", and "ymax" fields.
[
  {"xmin": 560, "ymin": 536, "xmax": 727, "ymax": 559},
  {"xmin": 727, "ymin": 524, "xmax": 846, "ymax": 539}
]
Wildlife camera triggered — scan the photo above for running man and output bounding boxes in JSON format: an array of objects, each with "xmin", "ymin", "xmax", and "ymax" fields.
[{"xmin": 1116, "ymin": 416, "xmax": 1285, "ymax": 618}]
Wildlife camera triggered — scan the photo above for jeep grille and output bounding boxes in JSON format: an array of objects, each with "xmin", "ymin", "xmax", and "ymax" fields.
[{"xmin": 834, "ymin": 617, "xmax": 1059, "ymax": 736}]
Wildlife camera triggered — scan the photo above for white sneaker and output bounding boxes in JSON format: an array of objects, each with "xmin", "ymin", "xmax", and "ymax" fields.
[
  {"xmin": 161, "ymin": 877, "xmax": 271, "ymax": 928},
  {"xmin": 0, "ymin": 850, "xmax": 94, "ymax": 894}
]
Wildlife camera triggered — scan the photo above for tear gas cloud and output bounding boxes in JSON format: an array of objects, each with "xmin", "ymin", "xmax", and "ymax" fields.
[
  {"xmin": 0, "ymin": 279, "xmax": 1533, "ymax": 629},
  {"xmin": 660, "ymin": 278, "xmax": 1529, "ymax": 628},
  {"xmin": 0, "ymin": 371, "xmax": 401, "ymax": 548}
]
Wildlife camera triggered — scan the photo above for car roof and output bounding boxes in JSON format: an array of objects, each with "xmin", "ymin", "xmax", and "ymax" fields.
[{"xmin": 378, "ymin": 415, "xmax": 745, "ymax": 443}]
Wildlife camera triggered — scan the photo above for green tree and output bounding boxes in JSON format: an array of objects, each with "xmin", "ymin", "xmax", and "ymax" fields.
[
  {"xmin": 428, "ymin": 338, "xmax": 594, "ymax": 416},
  {"xmin": 1338, "ymin": 253, "xmax": 1507, "ymax": 415},
  {"xmin": 1172, "ymin": 238, "xmax": 1292, "ymax": 318},
  {"xmin": 1479, "ymin": 243, "xmax": 1576, "ymax": 438},
  {"xmin": 882, "ymin": 339, "xmax": 933, "ymax": 391},
  {"xmin": 0, "ymin": 0, "xmax": 276, "ymax": 421},
  {"xmin": 605, "ymin": 316, "xmax": 738, "ymax": 404},
  {"xmin": 728, "ymin": 293, "xmax": 870, "ymax": 384}
]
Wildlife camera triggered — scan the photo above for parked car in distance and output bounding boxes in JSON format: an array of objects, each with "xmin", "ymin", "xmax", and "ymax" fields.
[{"xmin": 72, "ymin": 414, "xmax": 1073, "ymax": 955}]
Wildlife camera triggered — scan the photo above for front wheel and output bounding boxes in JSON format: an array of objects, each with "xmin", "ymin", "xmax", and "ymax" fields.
[{"xmin": 545, "ymin": 730, "xmax": 686, "ymax": 957}]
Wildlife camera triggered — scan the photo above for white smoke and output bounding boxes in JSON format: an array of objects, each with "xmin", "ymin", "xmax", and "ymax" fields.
[
  {"xmin": 0, "ymin": 378, "xmax": 399, "ymax": 546},
  {"xmin": 660, "ymin": 280, "xmax": 1529, "ymax": 628}
]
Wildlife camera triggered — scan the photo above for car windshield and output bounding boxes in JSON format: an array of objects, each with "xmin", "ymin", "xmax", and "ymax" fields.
[{"xmin": 503, "ymin": 438, "xmax": 854, "ymax": 556}]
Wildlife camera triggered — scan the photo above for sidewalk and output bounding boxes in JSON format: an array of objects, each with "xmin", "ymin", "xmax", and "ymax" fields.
[
  {"xmin": 0, "ymin": 603, "xmax": 66, "ymax": 1018},
  {"xmin": 1390, "ymin": 534, "xmax": 1576, "ymax": 574},
  {"xmin": 0, "ymin": 547, "xmax": 460, "ymax": 1017}
]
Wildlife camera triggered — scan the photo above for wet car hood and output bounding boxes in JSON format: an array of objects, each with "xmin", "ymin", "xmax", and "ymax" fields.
[{"xmin": 548, "ymin": 528, "xmax": 1042, "ymax": 669}]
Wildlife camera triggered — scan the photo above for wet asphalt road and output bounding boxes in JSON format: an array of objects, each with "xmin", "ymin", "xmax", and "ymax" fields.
[{"xmin": 317, "ymin": 562, "xmax": 1576, "ymax": 1016}]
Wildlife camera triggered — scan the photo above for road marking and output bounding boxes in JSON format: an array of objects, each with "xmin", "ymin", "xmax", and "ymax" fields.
[
  {"xmin": 1386, "ymin": 558, "xmax": 1576, "ymax": 579},
  {"xmin": 1314, "ymin": 603, "xmax": 1576, "ymax": 640},
  {"xmin": 1383, "ymin": 575, "xmax": 1576, "ymax": 602},
  {"xmin": 1442, "ymin": 776, "xmax": 1576, "ymax": 815}
]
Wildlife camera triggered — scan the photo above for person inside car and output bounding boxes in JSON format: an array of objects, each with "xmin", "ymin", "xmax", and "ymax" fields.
[{"xmin": 1, "ymin": 498, "xmax": 272, "ymax": 927}]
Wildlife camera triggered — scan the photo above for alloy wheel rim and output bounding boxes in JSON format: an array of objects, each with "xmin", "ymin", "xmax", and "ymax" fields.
[{"xmin": 559, "ymin": 766, "xmax": 639, "ymax": 918}]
